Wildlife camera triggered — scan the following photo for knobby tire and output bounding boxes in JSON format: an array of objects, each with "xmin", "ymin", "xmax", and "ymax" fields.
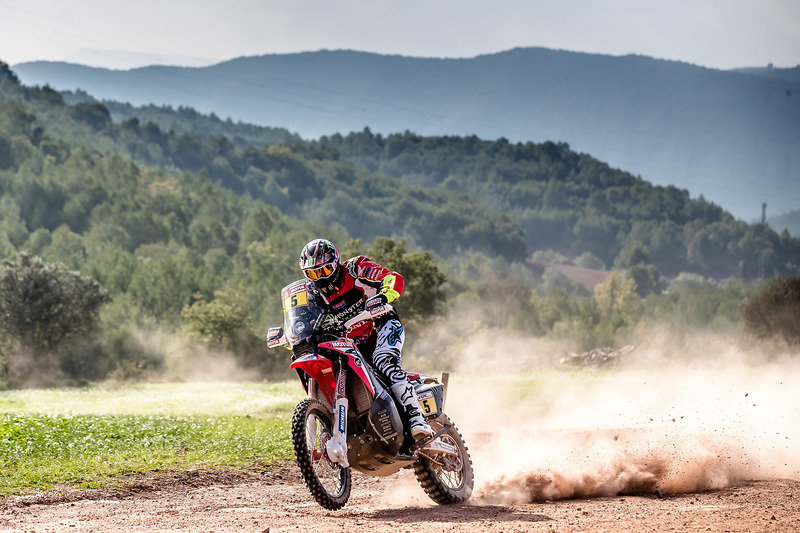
[
  {"xmin": 413, "ymin": 414, "xmax": 474, "ymax": 504},
  {"xmin": 291, "ymin": 398, "xmax": 352, "ymax": 510}
]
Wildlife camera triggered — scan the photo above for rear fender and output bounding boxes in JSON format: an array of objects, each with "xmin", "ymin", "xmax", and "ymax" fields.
[{"xmin": 290, "ymin": 354, "xmax": 336, "ymax": 405}]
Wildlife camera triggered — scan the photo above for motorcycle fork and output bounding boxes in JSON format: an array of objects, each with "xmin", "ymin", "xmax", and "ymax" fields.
[
  {"xmin": 307, "ymin": 378, "xmax": 318, "ymax": 402},
  {"xmin": 334, "ymin": 361, "xmax": 349, "ymax": 443}
]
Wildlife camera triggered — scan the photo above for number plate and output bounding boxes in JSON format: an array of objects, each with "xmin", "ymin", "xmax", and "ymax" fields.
[
  {"xmin": 282, "ymin": 290, "xmax": 308, "ymax": 313},
  {"xmin": 419, "ymin": 396, "xmax": 438, "ymax": 415}
]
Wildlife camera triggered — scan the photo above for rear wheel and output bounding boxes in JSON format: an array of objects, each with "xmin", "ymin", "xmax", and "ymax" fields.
[
  {"xmin": 413, "ymin": 414, "xmax": 474, "ymax": 504},
  {"xmin": 291, "ymin": 398, "xmax": 351, "ymax": 510}
]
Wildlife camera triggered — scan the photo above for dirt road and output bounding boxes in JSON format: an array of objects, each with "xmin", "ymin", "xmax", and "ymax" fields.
[{"xmin": 1, "ymin": 466, "xmax": 797, "ymax": 532}]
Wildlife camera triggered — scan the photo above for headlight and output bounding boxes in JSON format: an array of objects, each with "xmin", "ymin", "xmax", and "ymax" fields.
[{"xmin": 293, "ymin": 320, "xmax": 308, "ymax": 336}]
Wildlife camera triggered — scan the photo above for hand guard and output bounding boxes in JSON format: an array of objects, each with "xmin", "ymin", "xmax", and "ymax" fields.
[
  {"xmin": 266, "ymin": 327, "xmax": 287, "ymax": 348},
  {"xmin": 365, "ymin": 293, "xmax": 388, "ymax": 313}
]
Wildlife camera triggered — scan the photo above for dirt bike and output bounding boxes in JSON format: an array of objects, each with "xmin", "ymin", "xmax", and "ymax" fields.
[{"xmin": 266, "ymin": 279, "xmax": 473, "ymax": 510}]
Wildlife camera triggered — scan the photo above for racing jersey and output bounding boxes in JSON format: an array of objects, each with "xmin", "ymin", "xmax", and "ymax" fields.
[{"xmin": 317, "ymin": 256, "xmax": 404, "ymax": 341}]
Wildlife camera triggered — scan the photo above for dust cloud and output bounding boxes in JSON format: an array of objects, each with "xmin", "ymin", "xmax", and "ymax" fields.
[
  {"xmin": 133, "ymin": 329, "xmax": 262, "ymax": 383},
  {"xmin": 435, "ymin": 329, "xmax": 800, "ymax": 504}
]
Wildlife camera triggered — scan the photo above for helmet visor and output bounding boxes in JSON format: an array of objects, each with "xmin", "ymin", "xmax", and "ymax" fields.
[{"xmin": 303, "ymin": 262, "xmax": 336, "ymax": 281}]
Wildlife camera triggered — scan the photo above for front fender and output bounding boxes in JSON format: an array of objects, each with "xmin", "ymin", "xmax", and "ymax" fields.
[
  {"xmin": 290, "ymin": 354, "xmax": 336, "ymax": 405},
  {"xmin": 319, "ymin": 340, "xmax": 375, "ymax": 398}
]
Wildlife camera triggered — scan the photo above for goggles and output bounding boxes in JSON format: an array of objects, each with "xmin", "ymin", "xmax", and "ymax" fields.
[{"xmin": 303, "ymin": 262, "xmax": 336, "ymax": 280}]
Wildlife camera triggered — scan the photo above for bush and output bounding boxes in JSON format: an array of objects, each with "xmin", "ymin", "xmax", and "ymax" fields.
[
  {"xmin": 742, "ymin": 276, "xmax": 800, "ymax": 345},
  {"xmin": 0, "ymin": 253, "xmax": 109, "ymax": 353},
  {"xmin": 627, "ymin": 264, "xmax": 661, "ymax": 297},
  {"xmin": 182, "ymin": 284, "xmax": 250, "ymax": 344},
  {"xmin": 59, "ymin": 328, "xmax": 164, "ymax": 383},
  {"xmin": 574, "ymin": 252, "xmax": 606, "ymax": 270},
  {"xmin": 182, "ymin": 284, "xmax": 284, "ymax": 375}
]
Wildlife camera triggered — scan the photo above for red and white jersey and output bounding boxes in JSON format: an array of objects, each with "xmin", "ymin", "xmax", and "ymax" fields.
[{"xmin": 319, "ymin": 256, "xmax": 404, "ymax": 341}]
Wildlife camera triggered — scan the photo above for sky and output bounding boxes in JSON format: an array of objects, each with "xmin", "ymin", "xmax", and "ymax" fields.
[{"xmin": 1, "ymin": 0, "xmax": 798, "ymax": 70}]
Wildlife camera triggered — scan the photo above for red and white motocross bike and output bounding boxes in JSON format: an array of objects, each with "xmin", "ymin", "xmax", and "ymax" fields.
[{"xmin": 267, "ymin": 279, "xmax": 473, "ymax": 510}]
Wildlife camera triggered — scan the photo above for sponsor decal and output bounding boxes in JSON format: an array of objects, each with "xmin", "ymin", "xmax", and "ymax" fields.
[
  {"xmin": 329, "ymin": 341, "xmax": 352, "ymax": 349},
  {"xmin": 387, "ymin": 324, "xmax": 403, "ymax": 346},
  {"xmin": 417, "ymin": 391, "xmax": 434, "ymax": 401},
  {"xmin": 338, "ymin": 405, "xmax": 346, "ymax": 434},
  {"xmin": 332, "ymin": 300, "xmax": 347, "ymax": 310},
  {"xmin": 281, "ymin": 281, "xmax": 307, "ymax": 299}
]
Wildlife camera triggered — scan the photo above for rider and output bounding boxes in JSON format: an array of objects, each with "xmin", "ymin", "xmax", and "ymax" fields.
[{"xmin": 299, "ymin": 238, "xmax": 433, "ymax": 441}]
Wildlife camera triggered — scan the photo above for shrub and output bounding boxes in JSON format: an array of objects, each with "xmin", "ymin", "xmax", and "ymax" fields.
[
  {"xmin": 182, "ymin": 284, "xmax": 284, "ymax": 375},
  {"xmin": 183, "ymin": 284, "xmax": 251, "ymax": 344},
  {"xmin": 742, "ymin": 276, "xmax": 800, "ymax": 345},
  {"xmin": 0, "ymin": 253, "xmax": 109, "ymax": 353}
]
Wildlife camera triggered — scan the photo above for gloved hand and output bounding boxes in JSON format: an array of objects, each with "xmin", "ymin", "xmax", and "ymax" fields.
[{"xmin": 365, "ymin": 293, "xmax": 388, "ymax": 313}]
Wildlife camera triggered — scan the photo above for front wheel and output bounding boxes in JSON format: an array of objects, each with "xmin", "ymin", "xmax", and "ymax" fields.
[
  {"xmin": 291, "ymin": 398, "xmax": 351, "ymax": 510},
  {"xmin": 413, "ymin": 414, "xmax": 474, "ymax": 504}
]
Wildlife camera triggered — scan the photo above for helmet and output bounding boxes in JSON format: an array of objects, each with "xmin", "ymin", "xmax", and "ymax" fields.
[{"xmin": 299, "ymin": 239, "xmax": 341, "ymax": 291}]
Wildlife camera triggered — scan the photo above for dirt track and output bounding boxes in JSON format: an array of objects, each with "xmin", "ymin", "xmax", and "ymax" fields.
[{"xmin": 1, "ymin": 466, "xmax": 797, "ymax": 532}]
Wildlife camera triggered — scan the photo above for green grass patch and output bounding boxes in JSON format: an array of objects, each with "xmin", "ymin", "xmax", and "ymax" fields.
[
  {"xmin": 0, "ymin": 381, "xmax": 305, "ymax": 494},
  {"xmin": 0, "ymin": 381, "xmax": 302, "ymax": 417}
]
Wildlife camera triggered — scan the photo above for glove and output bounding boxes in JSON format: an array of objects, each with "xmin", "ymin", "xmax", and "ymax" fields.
[{"xmin": 365, "ymin": 293, "xmax": 388, "ymax": 313}]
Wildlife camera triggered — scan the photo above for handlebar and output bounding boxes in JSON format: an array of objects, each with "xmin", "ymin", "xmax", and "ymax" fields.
[{"xmin": 343, "ymin": 303, "xmax": 393, "ymax": 331}]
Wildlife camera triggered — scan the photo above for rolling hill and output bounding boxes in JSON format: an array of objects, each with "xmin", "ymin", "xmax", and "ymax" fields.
[
  {"xmin": 2, "ymin": 60, "xmax": 798, "ymax": 281},
  {"xmin": 14, "ymin": 47, "xmax": 800, "ymax": 220}
]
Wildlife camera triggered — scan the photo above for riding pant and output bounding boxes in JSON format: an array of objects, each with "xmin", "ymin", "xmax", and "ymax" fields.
[{"xmin": 369, "ymin": 318, "xmax": 407, "ymax": 385}]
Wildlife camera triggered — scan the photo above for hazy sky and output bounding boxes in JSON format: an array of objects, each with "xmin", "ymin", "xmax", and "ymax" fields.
[{"xmin": 1, "ymin": 0, "xmax": 798, "ymax": 70}]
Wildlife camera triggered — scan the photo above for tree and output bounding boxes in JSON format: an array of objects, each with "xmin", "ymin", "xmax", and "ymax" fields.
[
  {"xmin": 182, "ymin": 284, "xmax": 251, "ymax": 344},
  {"xmin": 475, "ymin": 271, "xmax": 541, "ymax": 331},
  {"xmin": 615, "ymin": 242, "xmax": 660, "ymax": 296},
  {"xmin": 126, "ymin": 251, "xmax": 208, "ymax": 322},
  {"xmin": 0, "ymin": 253, "xmax": 109, "ymax": 353},
  {"xmin": 182, "ymin": 284, "xmax": 283, "ymax": 374},
  {"xmin": 588, "ymin": 271, "xmax": 641, "ymax": 346},
  {"xmin": 366, "ymin": 237, "xmax": 447, "ymax": 321},
  {"xmin": 70, "ymin": 102, "xmax": 112, "ymax": 131},
  {"xmin": 627, "ymin": 264, "xmax": 661, "ymax": 297},
  {"xmin": 742, "ymin": 276, "xmax": 800, "ymax": 346},
  {"xmin": 574, "ymin": 252, "xmax": 606, "ymax": 270},
  {"xmin": 614, "ymin": 242, "xmax": 652, "ymax": 269}
]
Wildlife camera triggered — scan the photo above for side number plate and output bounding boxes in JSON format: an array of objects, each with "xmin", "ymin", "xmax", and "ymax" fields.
[{"xmin": 419, "ymin": 397, "xmax": 438, "ymax": 415}]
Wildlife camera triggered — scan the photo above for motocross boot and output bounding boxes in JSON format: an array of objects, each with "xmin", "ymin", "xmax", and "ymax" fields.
[{"xmin": 390, "ymin": 381, "xmax": 433, "ymax": 441}]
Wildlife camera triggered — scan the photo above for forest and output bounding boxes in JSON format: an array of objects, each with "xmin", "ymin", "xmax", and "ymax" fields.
[
  {"xmin": 64, "ymin": 82, "xmax": 800, "ymax": 281},
  {"xmin": 15, "ymin": 48, "xmax": 800, "ymax": 222},
  {"xmin": 316, "ymin": 130, "xmax": 800, "ymax": 279},
  {"xmin": 0, "ymin": 60, "xmax": 798, "ymax": 389}
]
